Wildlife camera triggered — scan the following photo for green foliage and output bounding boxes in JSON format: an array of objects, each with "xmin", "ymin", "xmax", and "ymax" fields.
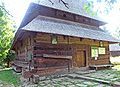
[
  {"xmin": 3, "ymin": 51, "xmax": 16, "ymax": 67},
  {"xmin": 45, "ymin": 0, "xmax": 117, "ymax": 16},
  {"xmin": 0, "ymin": 2, "xmax": 15, "ymax": 64},
  {"xmin": 5, "ymin": 51, "xmax": 15, "ymax": 62},
  {"xmin": 83, "ymin": 1, "xmax": 97, "ymax": 16},
  {"xmin": 88, "ymin": 0, "xmax": 117, "ymax": 14},
  {"xmin": 0, "ymin": 69, "xmax": 20, "ymax": 86}
]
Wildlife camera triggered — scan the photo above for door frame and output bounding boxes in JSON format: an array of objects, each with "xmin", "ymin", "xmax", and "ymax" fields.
[{"xmin": 74, "ymin": 49, "xmax": 87, "ymax": 67}]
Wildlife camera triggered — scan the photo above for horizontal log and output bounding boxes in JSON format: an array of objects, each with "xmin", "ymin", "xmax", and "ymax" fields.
[
  {"xmin": 33, "ymin": 50, "xmax": 72, "ymax": 57},
  {"xmin": 23, "ymin": 71, "xmax": 32, "ymax": 78},
  {"xmin": 32, "ymin": 66, "xmax": 69, "ymax": 76},
  {"xmin": 43, "ymin": 54, "xmax": 72, "ymax": 59},
  {"xmin": 33, "ymin": 58, "xmax": 72, "ymax": 68},
  {"xmin": 33, "ymin": 66, "xmax": 68, "ymax": 71},
  {"xmin": 89, "ymin": 59, "xmax": 110, "ymax": 65}
]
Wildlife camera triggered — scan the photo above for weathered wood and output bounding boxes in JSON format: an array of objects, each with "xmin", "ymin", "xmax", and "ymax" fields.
[
  {"xmin": 89, "ymin": 64, "xmax": 113, "ymax": 70},
  {"xmin": 13, "ymin": 31, "xmax": 110, "ymax": 78},
  {"xmin": 13, "ymin": 60, "xmax": 29, "ymax": 68},
  {"xmin": 43, "ymin": 54, "xmax": 72, "ymax": 59},
  {"xmin": 35, "ymin": 33, "xmax": 109, "ymax": 46},
  {"xmin": 33, "ymin": 58, "xmax": 72, "ymax": 68}
]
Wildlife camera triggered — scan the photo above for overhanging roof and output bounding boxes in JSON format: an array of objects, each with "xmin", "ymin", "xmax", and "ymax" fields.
[
  {"xmin": 11, "ymin": 2, "xmax": 107, "ymax": 49},
  {"xmin": 19, "ymin": 2, "xmax": 106, "ymax": 29},
  {"xmin": 33, "ymin": 0, "xmax": 102, "ymax": 21},
  {"xmin": 22, "ymin": 15, "xmax": 119, "ymax": 43}
]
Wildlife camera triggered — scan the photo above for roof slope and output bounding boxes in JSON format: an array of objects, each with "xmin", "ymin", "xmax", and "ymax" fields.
[
  {"xmin": 22, "ymin": 15, "xmax": 119, "ymax": 43},
  {"xmin": 33, "ymin": 0, "xmax": 101, "ymax": 21},
  {"xmin": 19, "ymin": 2, "xmax": 105, "ymax": 29},
  {"xmin": 11, "ymin": 2, "xmax": 107, "ymax": 49}
]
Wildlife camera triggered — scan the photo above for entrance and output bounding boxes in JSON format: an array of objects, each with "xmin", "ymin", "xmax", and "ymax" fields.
[{"xmin": 76, "ymin": 50, "xmax": 86, "ymax": 67}]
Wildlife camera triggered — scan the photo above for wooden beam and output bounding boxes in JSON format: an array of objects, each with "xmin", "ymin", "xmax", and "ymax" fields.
[{"xmin": 43, "ymin": 54, "xmax": 72, "ymax": 59}]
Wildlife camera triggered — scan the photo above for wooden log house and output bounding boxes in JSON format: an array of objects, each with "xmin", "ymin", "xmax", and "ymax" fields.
[
  {"xmin": 109, "ymin": 43, "xmax": 120, "ymax": 57},
  {"xmin": 11, "ymin": 1, "xmax": 119, "ymax": 78}
]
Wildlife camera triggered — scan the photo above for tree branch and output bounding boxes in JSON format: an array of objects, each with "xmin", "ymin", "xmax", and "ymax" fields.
[
  {"xmin": 0, "ymin": 5, "xmax": 13, "ymax": 17},
  {"xmin": 59, "ymin": 0, "xmax": 69, "ymax": 9},
  {"xmin": 48, "ymin": 0, "xmax": 69, "ymax": 8},
  {"xmin": 48, "ymin": 0, "xmax": 54, "ymax": 5}
]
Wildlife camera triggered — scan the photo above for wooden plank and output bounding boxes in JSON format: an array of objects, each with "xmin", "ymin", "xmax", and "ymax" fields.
[
  {"xmin": 43, "ymin": 54, "xmax": 72, "ymax": 59},
  {"xmin": 89, "ymin": 64, "xmax": 113, "ymax": 70},
  {"xmin": 35, "ymin": 33, "xmax": 109, "ymax": 46},
  {"xmin": 89, "ymin": 64, "xmax": 113, "ymax": 68},
  {"xmin": 34, "ymin": 66, "xmax": 68, "ymax": 71},
  {"xmin": 89, "ymin": 59, "xmax": 110, "ymax": 65},
  {"xmin": 33, "ymin": 57, "xmax": 72, "ymax": 69}
]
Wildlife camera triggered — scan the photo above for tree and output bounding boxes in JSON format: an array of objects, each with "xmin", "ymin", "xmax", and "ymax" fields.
[
  {"xmin": 3, "ymin": 50, "xmax": 15, "ymax": 68},
  {"xmin": 46, "ymin": 0, "xmax": 117, "ymax": 14},
  {"xmin": 0, "ymin": 1, "xmax": 15, "ymax": 66},
  {"xmin": 36, "ymin": 0, "xmax": 117, "ymax": 16}
]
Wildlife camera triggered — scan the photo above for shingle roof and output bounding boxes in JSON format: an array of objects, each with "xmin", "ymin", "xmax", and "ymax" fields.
[
  {"xmin": 22, "ymin": 15, "xmax": 119, "ymax": 43},
  {"xmin": 33, "ymin": 0, "xmax": 102, "ymax": 21},
  {"xmin": 109, "ymin": 43, "xmax": 120, "ymax": 51}
]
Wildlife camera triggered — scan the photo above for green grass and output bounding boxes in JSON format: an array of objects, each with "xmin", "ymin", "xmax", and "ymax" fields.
[
  {"xmin": 0, "ymin": 69, "xmax": 20, "ymax": 86},
  {"xmin": 110, "ymin": 56, "xmax": 120, "ymax": 65},
  {"xmin": 113, "ymin": 65, "xmax": 120, "ymax": 70}
]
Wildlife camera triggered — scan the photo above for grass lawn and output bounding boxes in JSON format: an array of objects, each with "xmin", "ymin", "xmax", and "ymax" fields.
[
  {"xmin": 110, "ymin": 56, "xmax": 120, "ymax": 65},
  {"xmin": 0, "ymin": 69, "xmax": 20, "ymax": 86},
  {"xmin": 112, "ymin": 65, "xmax": 120, "ymax": 70},
  {"xmin": 110, "ymin": 56, "xmax": 120, "ymax": 70}
]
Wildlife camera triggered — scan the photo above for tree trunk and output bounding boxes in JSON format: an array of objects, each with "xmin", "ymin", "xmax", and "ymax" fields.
[{"xmin": 7, "ymin": 61, "xmax": 10, "ymax": 68}]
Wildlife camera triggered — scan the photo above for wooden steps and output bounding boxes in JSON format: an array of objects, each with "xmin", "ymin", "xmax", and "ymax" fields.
[{"xmin": 89, "ymin": 64, "xmax": 113, "ymax": 70}]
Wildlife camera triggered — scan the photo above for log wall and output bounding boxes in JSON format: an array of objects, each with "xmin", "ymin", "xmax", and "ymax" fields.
[
  {"xmin": 14, "ymin": 32, "xmax": 34, "ymax": 61},
  {"xmin": 13, "ymin": 31, "xmax": 110, "ymax": 78},
  {"xmin": 34, "ymin": 32, "xmax": 110, "ymax": 67},
  {"xmin": 14, "ymin": 32, "xmax": 110, "ymax": 68}
]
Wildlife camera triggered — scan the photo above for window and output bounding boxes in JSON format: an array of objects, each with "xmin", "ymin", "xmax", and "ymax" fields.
[
  {"xmin": 51, "ymin": 35, "xmax": 58, "ymax": 44},
  {"xmin": 91, "ymin": 47, "xmax": 98, "ymax": 57}
]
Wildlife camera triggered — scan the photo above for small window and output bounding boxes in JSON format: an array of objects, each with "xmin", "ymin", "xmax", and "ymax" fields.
[{"xmin": 51, "ymin": 35, "xmax": 58, "ymax": 44}]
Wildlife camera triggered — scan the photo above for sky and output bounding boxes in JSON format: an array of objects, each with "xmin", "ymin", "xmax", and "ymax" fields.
[
  {"xmin": 4, "ymin": 0, "xmax": 32, "ymax": 27},
  {"xmin": 3, "ymin": 0, "xmax": 120, "ymax": 38}
]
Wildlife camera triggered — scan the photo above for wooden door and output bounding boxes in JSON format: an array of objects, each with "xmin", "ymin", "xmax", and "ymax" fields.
[{"xmin": 75, "ymin": 50, "xmax": 86, "ymax": 67}]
